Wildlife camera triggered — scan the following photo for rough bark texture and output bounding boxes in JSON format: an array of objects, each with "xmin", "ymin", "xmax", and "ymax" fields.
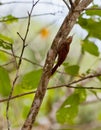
[{"xmin": 21, "ymin": 0, "xmax": 93, "ymax": 130}]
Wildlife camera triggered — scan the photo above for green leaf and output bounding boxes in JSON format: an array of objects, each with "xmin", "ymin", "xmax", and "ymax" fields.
[
  {"xmin": 78, "ymin": 16, "xmax": 101, "ymax": 40},
  {"xmin": 0, "ymin": 34, "xmax": 13, "ymax": 43},
  {"xmin": 0, "ymin": 34, "xmax": 14, "ymax": 49},
  {"xmin": 86, "ymin": 9, "xmax": 101, "ymax": 17},
  {"xmin": 0, "ymin": 15, "xmax": 18, "ymax": 24},
  {"xmin": 23, "ymin": 104, "xmax": 31, "ymax": 118},
  {"xmin": 56, "ymin": 93, "xmax": 79, "ymax": 123},
  {"xmin": 75, "ymin": 88, "xmax": 87, "ymax": 103},
  {"xmin": 0, "ymin": 66, "xmax": 11, "ymax": 96},
  {"xmin": 18, "ymin": 69, "xmax": 42, "ymax": 90},
  {"xmin": 97, "ymin": 76, "xmax": 101, "ymax": 81},
  {"xmin": 82, "ymin": 39, "xmax": 99, "ymax": 56},
  {"xmin": 65, "ymin": 65, "xmax": 79, "ymax": 76},
  {"xmin": 0, "ymin": 51, "xmax": 8, "ymax": 62},
  {"xmin": 0, "ymin": 39, "xmax": 12, "ymax": 49},
  {"xmin": 85, "ymin": 5, "xmax": 101, "ymax": 17},
  {"xmin": 56, "ymin": 89, "xmax": 87, "ymax": 123}
]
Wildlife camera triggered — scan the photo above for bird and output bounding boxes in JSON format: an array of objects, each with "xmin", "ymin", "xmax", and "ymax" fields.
[{"xmin": 51, "ymin": 36, "xmax": 73, "ymax": 75}]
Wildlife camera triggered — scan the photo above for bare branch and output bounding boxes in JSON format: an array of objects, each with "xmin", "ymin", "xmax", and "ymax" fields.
[
  {"xmin": 1, "ymin": 60, "xmax": 15, "ymax": 66},
  {"xmin": 0, "ymin": 11, "xmax": 63, "ymax": 23},
  {"xmin": 6, "ymin": 1, "xmax": 40, "ymax": 130},
  {"xmin": 1, "ymin": 84, "xmax": 101, "ymax": 103},
  {"xmin": 0, "ymin": 1, "xmax": 64, "ymax": 9},
  {"xmin": 0, "ymin": 72, "xmax": 101, "ymax": 103},
  {"xmin": 17, "ymin": 32, "xmax": 24, "ymax": 41},
  {"xmin": 11, "ymin": 45, "xmax": 18, "ymax": 69},
  {"xmin": 21, "ymin": 0, "xmax": 93, "ymax": 129},
  {"xmin": 63, "ymin": 0, "xmax": 70, "ymax": 10},
  {"xmin": 0, "ymin": 49, "xmax": 43, "ymax": 67},
  {"xmin": 69, "ymin": 0, "xmax": 74, "ymax": 9},
  {"xmin": 0, "ymin": 1, "xmax": 32, "ymax": 5}
]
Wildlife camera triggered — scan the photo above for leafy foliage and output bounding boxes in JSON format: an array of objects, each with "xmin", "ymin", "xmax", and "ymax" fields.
[
  {"xmin": 82, "ymin": 39, "xmax": 99, "ymax": 56},
  {"xmin": 56, "ymin": 89, "xmax": 87, "ymax": 123},
  {"xmin": 0, "ymin": 15, "xmax": 18, "ymax": 24},
  {"xmin": 17, "ymin": 69, "xmax": 42, "ymax": 90},
  {"xmin": 0, "ymin": 1, "xmax": 101, "ymax": 129},
  {"xmin": 0, "ymin": 66, "xmax": 11, "ymax": 96},
  {"xmin": 0, "ymin": 34, "xmax": 14, "ymax": 49},
  {"xmin": 0, "ymin": 34, "xmax": 13, "ymax": 43},
  {"xmin": 78, "ymin": 15, "xmax": 101, "ymax": 40},
  {"xmin": 64, "ymin": 64, "xmax": 80, "ymax": 76},
  {"xmin": 85, "ymin": 5, "xmax": 101, "ymax": 17}
]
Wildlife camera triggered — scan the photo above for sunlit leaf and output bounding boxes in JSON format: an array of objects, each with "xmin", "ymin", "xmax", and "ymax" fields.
[
  {"xmin": 23, "ymin": 105, "xmax": 31, "ymax": 118},
  {"xmin": 0, "ymin": 40, "xmax": 12, "ymax": 49},
  {"xmin": 0, "ymin": 15, "xmax": 18, "ymax": 24},
  {"xmin": 86, "ymin": 5, "xmax": 101, "ymax": 17},
  {"xmin": 56, "ymin": 89, "xmax": 87, "ymax": 123},
  {"xmin": 0, "ymin": 66, "xmax": 11, "ymax": 96},
  {"xmin": 97, "ymin": 112, "xmax": 101, "ymax": 121},
  {"xmin": 0, "ymin": 34, "xmax": 13, "ymax": 49},
  {"xmin": 0, "ymin": 34, "xmax": 13, "ymax": 43},
  {"xmin": 97, "ymin": 76, "xmax": 101, "ymax": 81},
  {"xmin": 78, "ymin": 16, "xmax": 101, "ymax": 40},
  {"xmin": 18, "ymin": 69, "xmax": 42, "ymax": 90},
  {"xmin": 75, "ymin": 88, "xmax": 87, "ymax": 103},
  {"xmin": 56, "ymin": 93, "xmax": 79, "ymax": 123},
  {"xmin": 0, "ymin": 51, "xmax": 8, "ymax": 62},
  {"xmin": 82, "ymin": 39, "xmax": 99, "ymax": 56},
  {"xmin": 65, "ymin": 65, "xmax": 79, "ymax": 76}
]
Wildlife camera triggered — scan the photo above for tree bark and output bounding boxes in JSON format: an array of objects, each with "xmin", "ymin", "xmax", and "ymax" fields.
[{"xmin": 21, "ymin": 0, "xmax": 93, "ymax": 130}]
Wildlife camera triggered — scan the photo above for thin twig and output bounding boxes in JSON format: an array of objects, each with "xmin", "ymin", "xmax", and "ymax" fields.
[
  {"xmin": 0, "ymin": 1, "xmax": 65, "ymax": 10},
  {"xmin": 1, "ymin": 60, "xmax": 15, "ymax": 66},
  {"xmin": 63, "ymin": 0, "xmax": 70, "ymax": 10},
  {"xmin": 0, "ymin": 11, "xmax": 63, "ymax": 23},
  {"xmin": 69, "ymin": 0, "xmax": 74, "ymax": 8},
  {"xmin": 22, "ymin": 1, "xmax": 94, "ymax": 125},
  {"xmin": 11, "ymin": 45, "xmax": 18, "ymax": 69},
  {"xmin": 0, "ymin": 1, "xmax": 32, "ymax": 5},
  {"xmin": 17, "ymin": 32, "xmax": 24, "ymax": 41},
  {"xmin": 6, "ymin": 1, "xmax": 40, "ymax": 130},
  {"xmin": 6, "ymin": 45, "xmax": 19, "ymax": 130},
  {"xmin": 0, "ymin": 85, "xmax": 101, "ymax": 103},
  {"xmin": 0, "ymin": 6, "xmax": 101, "ymax": 23},
  {"xmin": 22, "ymin": 0, "xmax": 93, "ymax": 129},
  {"xmin": 0, "ymin": 49, "xmax": 43, "ymax": 67},
  {"xmin": 0, "ymin": 72, "xmax": 101, "ymax": 103},
  {"xmin": 0, "ymin": 1, "xmax": 62, "ymax": 7},
  {"xmin": 0, "ymin": 90, "xmax": 36, "ymax": 103},
  {"xmin": 17, "ymin": 0, "xmax": 40, "ymax": 68},
  {"xmin": 6, "ymin": 70, "xmax": 19, "ymax": 130}
]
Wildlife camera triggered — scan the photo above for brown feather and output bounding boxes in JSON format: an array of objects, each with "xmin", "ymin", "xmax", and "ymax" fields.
[{"xmin": 51, "ymin": 36, "xmax": 73, "ymax": 75}]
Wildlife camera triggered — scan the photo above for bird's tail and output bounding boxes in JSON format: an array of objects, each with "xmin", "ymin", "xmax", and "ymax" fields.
[{"xmin": 51, "ymin": 64, "xmax": 58, "ymax": 75}]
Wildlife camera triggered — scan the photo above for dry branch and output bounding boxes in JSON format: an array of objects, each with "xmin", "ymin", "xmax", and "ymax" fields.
[
  {"xmin": 6, "ymin": 1, "xmax": 40, "ymax": 130},
  {"xmin": 21, "ymin": 0, "xmax": 93, "ymax": 130},
  {"xmin": 0, "ymin": 72, "xmax": 101, "ymax": 104}
]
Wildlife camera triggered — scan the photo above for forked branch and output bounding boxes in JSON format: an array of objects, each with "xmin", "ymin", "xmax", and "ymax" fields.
[
  {"xmin": 6, "ymin": 1, "xmax": 40, "ymax": 130},
  {"xmin": 21, "ymin": 0, "xmax": 93, "ymax": 130}
]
